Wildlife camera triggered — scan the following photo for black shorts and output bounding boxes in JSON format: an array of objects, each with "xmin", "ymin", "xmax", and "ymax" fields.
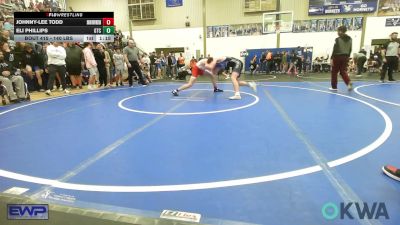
[
  {"xmin": 226, "ymin": 57, "xmax": 243, "ymax": 76},
  {"xmin": 67, "ymin": 64, "xmax": 82, "ymax": 75}
]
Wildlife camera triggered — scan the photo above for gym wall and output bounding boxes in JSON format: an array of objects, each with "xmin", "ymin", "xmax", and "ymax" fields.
[{"xmin": 66, "ymin": 0, "xmax": 397, "ymax": 61}]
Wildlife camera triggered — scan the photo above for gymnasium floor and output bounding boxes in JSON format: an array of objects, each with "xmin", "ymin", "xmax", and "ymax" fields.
[{"xmin": 0, "ymin": 73, "xmax": 399, "ymax": 224}]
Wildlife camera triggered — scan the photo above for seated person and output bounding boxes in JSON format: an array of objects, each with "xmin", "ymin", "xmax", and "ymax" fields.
[
  {"xmin": 0, "ymin": 51, "xmax": 26, "ymax": 103},
  {"xmin": 313, "ymin": 57, "xmax": 322, "ymax": 72},
  {"xmin": 22, "ymin": 44, "xmax": 44, "ymax": 91}
]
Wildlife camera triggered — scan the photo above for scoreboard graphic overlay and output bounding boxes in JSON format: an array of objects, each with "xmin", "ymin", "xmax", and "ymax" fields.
[{"xmin": 14, "ymin": 12, "xmax": 114, "ymax": 42}]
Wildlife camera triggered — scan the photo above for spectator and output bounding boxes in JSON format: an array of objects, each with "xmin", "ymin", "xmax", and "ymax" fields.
[
  {"xmin": 177, "ymin": 53, "xmax": 185, "ymax": 69},
  {"xmin": 22, "ymin": 43, "xmax": 44, "ymax": 91},
  {"xmin": 65, "ymin": 42, "xmax": 83, "ymax": 89},
  {"xmin": 123, "ymin": 39, "xmax": 147, "ymax": 86},
  {"xmin": 172, "ymin": 53, "xmax": 177, "ymax": 78},
  {"xmin": 3, "ymin": 16, "xmax": 13, "ymax": 38},
  {"xmin": 141, "ymin": 53, "xmax": 151, "ymax": 83},
  {"xmin": 259, "ymin": 51, "xmax": 266, "ymax": 74},
  {"xmin": 104, "ymin": 44, "xmax": 112, "ymax": 87},
  {"xmin": 39, "ymin": 42, "xmax": 49, "ymax": 89},
  {"xmin": 1, "ymin": 30, "xmax": 15, "ymax": 49},
  {"xmin": 82, "ymin": 42, "xmax": 97, "ymax": 90},
  {"xmin": 155, "ymin": 54, "xmax": 162, "ymax": 79},
  {"xmin": 330, "ymin": 26, "xmax": 353, "ymax": 91},
  {"xmin": 380, "ymin": 32, "xmax": 399, "ymax": 82},
  {"xmin": 0, "ymin": 51, "xmax": 25, "ymax": 103},
  {"xmin": 281, "ymin": 51, "xmax": 288, "ymax": 73},
  {"xmin": 113, "ymin": 47, "xmax": 124, "ymax": 86},
  {"xmin": 189, "ymin": 56, "xmax": 197, "ymax": 70},
  {"xmin": 166, "ymin": 52, "xmax": 173, "ymax": 78},
  {"xmin": 274, "ymin": 51, "xmax": 282, "ymax": 73},
  {"xmin": 14, "ymin": 42, "xmax": 25, "ymax": 68},
  {"xmin": 160, "ymin": 52, "xmax": 166, "ymax": 78},
  {"xmin": 287, "ymin": 50, "xmax": 298, "ymax": 75},
  {"xmin": 353, "ymin": 49, "xmax": 367, "ymax": 77},
  {"xmin": 2, "ymin": 42, "xmax": 14, "ymax": 67},
  {"xmin": 93, "ymin": 43, "xmax": 107, "ymax": 88},
  {"xmin": 106, "ymin": 44, "xmax": 114, "ymax": 86},
  {"xmin": 250, "ymin": 55, "xmax": 258, "ymax": 75},
  {"xmin": 46, "ymin": 42, "xmax": 68, "ymax": 95},
  {"xmin": 266, "ymin": 51, "xmax": 273, "ymax": 74},
  {"xmin": 296, "ymin": 46, "xmax": 304, "ymax": 74},
  {"xmin": 149, "ymin": 51, "xmax": 156, "ymax": 79}
]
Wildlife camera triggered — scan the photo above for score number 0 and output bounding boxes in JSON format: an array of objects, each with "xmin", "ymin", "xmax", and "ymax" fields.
[{"xmin": 103, "ymin": 18, "xmax": 114, "ymax": 26}]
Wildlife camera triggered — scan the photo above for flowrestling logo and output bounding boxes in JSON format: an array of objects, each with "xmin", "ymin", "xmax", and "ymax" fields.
[
  {"xmin": 7, "ymin": 204, "xmax": 49, "ymax": 220},
  {"xmin": 322, "ymin": 202, "xmax": 389, "ymax": 220}
]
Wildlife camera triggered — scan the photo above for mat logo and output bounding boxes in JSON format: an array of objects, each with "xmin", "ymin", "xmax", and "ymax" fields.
[
  {"xmin": 322, "ymin": 202, "xmax": 389, "ymax": 220},
  {"xmin": 160, "ymin": 209, "xmax": 201, "ymax": 222},
  {"xmin": 7, "ymin": 204, "xmax": 49, "ymax": 220}
]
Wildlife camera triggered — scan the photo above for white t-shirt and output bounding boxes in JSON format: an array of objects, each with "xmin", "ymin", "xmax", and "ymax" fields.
[
  {"xmin": 47, "ymin": 45, "xmax": 66, "ymax": 66},
  {"xmin": 385, "ymin": 41, "xmax": 400, "ymax": 57},
  {"xmin": 142, "ymin": 56, "xmax": 150, "ymax": 65}
]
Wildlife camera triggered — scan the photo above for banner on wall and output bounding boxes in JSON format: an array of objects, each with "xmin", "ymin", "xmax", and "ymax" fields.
[
  {"xmin": 326, "ymin": 19, "xmax": 335, "ymax": 31},
  {"xmin": 166, "ymin": 0, "xmax": 183, "ymax": 7},
  {"xmin": 353, "ymin": 17, "xmax": 363, "ymax": 30},
  {"xmin": 378, "ymin": 0, "xmax": 400, "ymax": 16},
  {"xmin": 317, "ymin": 19, "xmax": 326, "ymax": 32},
  {"xmin": 334, "ymin": 18, "xmax": 343, "ymax": 30},
  {"xmin": 207, "ymin": 23, "xmax": 263, "ymax": 38},
  {"xmin": 386, "ymin": 17, "xmax": 400, "ymax": 26},
  {"xmin": 309, "ymin": 0, "xmax": 378, "ymax": 15},
  {"xmin": 293, "ymin": 17, "xmax": 362, "ymax": 33},
  {"xmin": 311, "ymin": 20, "xmax": 318, "ymax": 32}
]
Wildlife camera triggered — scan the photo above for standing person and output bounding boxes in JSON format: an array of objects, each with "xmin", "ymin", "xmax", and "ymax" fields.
[
  {"xmin": 380, "ymin": 32, "xmax": 399, "ymax": 82},
  {"xmin": 274, "ymin": 51, "xmax": 282, "ymax": 74},
  {"xmin": 105, "ymin": 44, "xmax": 114, "ymax": 87},
  {"xmin": 155, "ymin": 54, "xmax": 162, "ymax": 79},
  {"xmin": 141, "ymin": 53, "xmax": 152, "ymax": 83},
  {"xmin": 113, "ymin": 47, "xmax": 125, "ymax": 86},
  {"xmin": 65, "ymin": 43, "xmax": 83, "ymax": 89},
  {"xmin": 266, "ymin": 51, "xmax": 273, "ymax": 74},
  {"xmin": 281, "ymin": 51, "xmax": 288, "ymax": 73},
  {"xmin": 177, "ymin": 53, "xmax": 185, "ymax": 69},
  {"xmin": 104, "ymin": 45, "xmax": 112, "ymax": 87},
  {"xmin": 45, "ymin": 42, "xmax": 69, "ymax": 95},
  {"xmin": 287, "ymin": 50, "xmax": 298, "ymax": 75},
  {"xmin": 160, "ymin": 53, "xmax": 166, "ymax": 78},
  {"xmin": 82, "ymin": 42, "xmax": 98, "ymax": 90},
  {"xmin": 40, "ymin": 43, "xmax": 49, "ymax": 89},
  {"xmin": 259, "ymin": 51, "xmax": 266, "ymax": 74},
  {"xmin": 296, "ymin": 46, "xmax": 304, "ymax": 74},
  {"xmin": 149, "ymin": 51, "xmax": 157, "ymax": 79},
  {"xmin": 353, "ymin": 49, "xmax": 367, "ymax": 77},
  {"xmin": 123, "ymin": 39, "xmax": 147, "ymax": 86},
  {"xmin": 172, "ymin": 53, "xmax": 178, "ymax": 79},
  {"xmin": 93, "ymin": 43, "xmax": 107, "ymax": 88},
  {"xmin": 166, "ymin": 53, "xmax": 173, "ymax": 78},
  {"xmin": 330, "ymin": 26, "xmax": 353, "ymax": 91}
]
